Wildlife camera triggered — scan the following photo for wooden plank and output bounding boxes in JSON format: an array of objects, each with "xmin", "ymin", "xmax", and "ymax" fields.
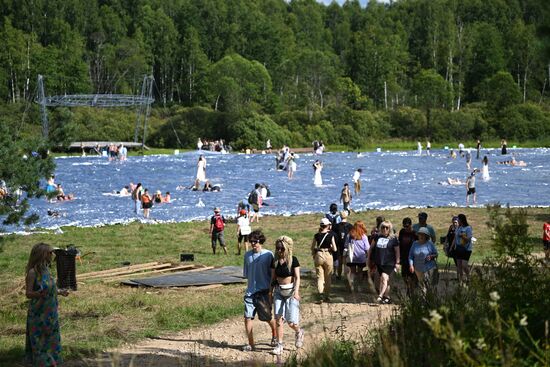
[
  {"xmin": 104, "ymin": 264, "xmax": 196, "ymax": 282},
  {"xmin": 190, "ymin": 284, "xmax": 223, "ymax": 291},
  {"xmin": 81, "ymin": 263, "xmax": 172, "ymax": 280},
  {"xmin": 79, "ymin": 262, "xmax": 159, "ymax": 279}
]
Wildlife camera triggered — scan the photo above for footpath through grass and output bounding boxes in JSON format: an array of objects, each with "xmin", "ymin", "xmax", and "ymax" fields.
[{"xmin": 0, "ymin": 207, "xmax": 548, "ymax": 365}]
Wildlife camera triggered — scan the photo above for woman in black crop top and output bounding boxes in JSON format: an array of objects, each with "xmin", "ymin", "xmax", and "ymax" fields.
[{"xmin": 269, "ymin": 236, "xmax": 304, "ymax": 355}]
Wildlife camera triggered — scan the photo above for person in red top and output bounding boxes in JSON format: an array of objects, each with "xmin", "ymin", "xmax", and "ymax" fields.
[{"xmin": 543, "ymin": 221, "xmax": 550, "ymax": 262}]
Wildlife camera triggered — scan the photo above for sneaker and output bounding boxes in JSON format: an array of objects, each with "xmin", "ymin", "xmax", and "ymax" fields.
[
  {"xmin": 377, "ymin": 296, "xmax": 384, "ymax": 304},
  {"xmin": 382, "ymin": 296, "xmax": 391, "ymax": 304},
  {"xmin": 295, "ymin": 329, "xmax": 305, "ymax": 348},
  {"xmin": 242, "ymin": 344, "xmax": 255, "ymax": 352},
  {"xmin": 271, "ymin": 336, "xmax": 278, "ymax": 347},
  {"xmin": 272, "ymin": 343, "xmax": 284, "ymax": 355}
]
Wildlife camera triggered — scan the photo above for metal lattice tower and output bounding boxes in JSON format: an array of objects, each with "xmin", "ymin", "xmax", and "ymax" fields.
[{"xmin": 36, "ymin": 75, "xmax": 155, "ymax": 146}]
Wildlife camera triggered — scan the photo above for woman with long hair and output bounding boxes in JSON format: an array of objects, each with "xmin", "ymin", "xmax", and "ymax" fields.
[
  {"xmin": 25, "ymin": 243, "xmax": 69, "ymax": 366},
  {"xmin": 369, "ymin": 220, "xmax": 400, "ymax": 304},
  {"xmin": 344, "ymin": 221, "xmax": 370, "ymax": 293},
  {"xmin": 313, "ymin": 160, "xmax": 323, "ymax": 186},
  {"xmin": 453, "ymin": 214, "xmax": 473, "ymax": 283},
  {"xmin": 270, "ymin": 236, "xmax": 304, "ymax": 355}
]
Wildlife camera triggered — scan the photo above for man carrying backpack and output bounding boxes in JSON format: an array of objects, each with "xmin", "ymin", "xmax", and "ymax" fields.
[{"xmin": 209, "ymin": 207, "xmax": 227, "ymax": 255}]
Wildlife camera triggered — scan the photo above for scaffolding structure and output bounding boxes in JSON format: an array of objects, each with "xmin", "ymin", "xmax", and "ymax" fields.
[{"xmin": 36, "ymin": 75, "xmax": 155, "ymax": 146}]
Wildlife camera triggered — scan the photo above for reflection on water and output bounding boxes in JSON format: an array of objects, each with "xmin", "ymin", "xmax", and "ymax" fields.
[{"xmin": 16, "ymin": 148, "xmax": 550, "ymax": 231}]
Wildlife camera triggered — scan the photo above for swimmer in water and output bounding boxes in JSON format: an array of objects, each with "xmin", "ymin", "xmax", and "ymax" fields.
[
  {"xmin": 47, "ymin": 209, "xmax": 60, "ymax": 217},
  {"xmin": 163, "ymin": 192, "xmax": 171, "ymax": 203},
  {"xmin": 498, "ymin": 156, "xmax": 527, "ymax": 167},
  {"xmin": 203, "ymin": 181, "xmax": 221, "ymax": 192},
  {"xmin": 117, "ymin": 186, "xmax": 131, "ymax": 196},
  {"xmin": 153, "ymin": 190, "xmax": 163, "ymax": 204},
  {"xmin": 445, "ymin": 178, "xmax": 464, "ymax": 185}
]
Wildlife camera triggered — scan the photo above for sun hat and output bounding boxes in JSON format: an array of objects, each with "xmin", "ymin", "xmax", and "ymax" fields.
[
  {"xmin": 156, "ymin": 190, "xmax": 161, "ymax": 195},
  {"xmin": 213, "ymin": 207, "xmax": 221, "ymax": 212},
  {"xmin": 320, "ymin": 218, "xmax": 331, "ymax": 226},
  {"xmin": 417, "ymin": 227, "xmax": 431, "ymax": 237}
]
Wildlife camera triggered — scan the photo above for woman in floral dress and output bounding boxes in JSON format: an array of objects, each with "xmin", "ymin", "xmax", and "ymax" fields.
[{"xmin": 25, "ymin": 243, "xmax": 68, "ymax": 366}]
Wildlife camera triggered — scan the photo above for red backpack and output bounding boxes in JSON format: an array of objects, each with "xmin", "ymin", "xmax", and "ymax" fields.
[{"xmin": 213, "ymin": 215, "xmax": 225, "ymax": 231}]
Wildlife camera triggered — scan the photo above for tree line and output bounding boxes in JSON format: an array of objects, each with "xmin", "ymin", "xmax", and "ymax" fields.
[{"xmin": 1, "ymin": 0, "xmax": 550, "ymax": 149}]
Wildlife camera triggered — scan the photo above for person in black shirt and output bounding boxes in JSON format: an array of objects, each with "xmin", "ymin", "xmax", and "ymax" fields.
[
  {"xmin": 369, "ymin": 220, "xmax": 400, "ymax": 304},
  {"xmin": 310, "ymin": 218, "xmax": 338, "ymax": 302},
  {"xmin": 398, "ymin": 217, "xmax": 417, "ymax": 295},
  {"xmin": 334, "ymin": 211, "xmax": 353, "ymax": 279},
  {"xmin": 270, "ymin": 236, "xmax": 304, "ymax": 355}
]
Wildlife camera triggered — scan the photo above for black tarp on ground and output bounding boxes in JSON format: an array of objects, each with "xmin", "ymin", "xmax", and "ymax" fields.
[{"xmin": 123, "ymin": 266, "xmax": 246, "ymax": 288}]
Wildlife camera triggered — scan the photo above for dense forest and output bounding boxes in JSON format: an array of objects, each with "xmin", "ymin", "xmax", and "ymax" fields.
[{"xmin": 1, "ymin": 0, "xmax": 550, "ymax": 149}]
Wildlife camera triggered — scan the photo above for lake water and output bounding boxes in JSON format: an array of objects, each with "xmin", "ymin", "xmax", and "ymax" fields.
[{"xmin": 16, "ymin": 147, "xmax": 550, "ymax": 231}]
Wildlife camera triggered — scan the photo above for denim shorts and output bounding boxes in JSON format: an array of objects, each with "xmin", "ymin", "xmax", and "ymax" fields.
[
  {"xmin": 244, "ymin": 291, "xmax": 272, "ymax": 321},
  {"xmin": 273, "ymin": 289, "xmax": 300, "ymax": 325}
]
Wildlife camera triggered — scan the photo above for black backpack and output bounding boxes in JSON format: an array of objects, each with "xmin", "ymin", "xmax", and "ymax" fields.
[{"xmin": 248, "ymin": 190, "xmax": 258, "ymax": 205}]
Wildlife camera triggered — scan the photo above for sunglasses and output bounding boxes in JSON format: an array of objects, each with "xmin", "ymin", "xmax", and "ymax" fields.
[
  {"xmin": 250, "ymin": 240, "xmax": 259, "ymax": 245},
  {"xmin": 276, "ymin": 246, "xmax": 285, "ymax": 251},
  {"xmin": 381, "ymin": 226, "xmax": 389, "ymax": 230}
]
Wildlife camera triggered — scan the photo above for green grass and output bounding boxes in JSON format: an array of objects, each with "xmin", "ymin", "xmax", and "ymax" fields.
[{"xmin": 0, "ymin": 207, "xmax": 548, "ymax": 365}]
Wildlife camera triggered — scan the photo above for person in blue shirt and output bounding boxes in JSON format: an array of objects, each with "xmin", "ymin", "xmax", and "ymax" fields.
[
  {"xmin": 409, "ymin": 227, "xmax": 439, "ymax": 293},
  {"xmin": 453, "ymin": 214, "xmax": 473, "ymax": 283},
  {"xmin": 242, "ymin": 230, "xmax": 276, "ymax": 351}
]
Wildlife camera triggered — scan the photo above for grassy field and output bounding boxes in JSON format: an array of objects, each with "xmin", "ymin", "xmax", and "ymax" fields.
[{"xmin": 0, "ymin": 207, "xmax": 548, "ymax": 365}]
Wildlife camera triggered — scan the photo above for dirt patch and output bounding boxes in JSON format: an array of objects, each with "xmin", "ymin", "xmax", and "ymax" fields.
[{"xmin": 68, "ymin": 301, "xmax": 395, "ymax": 367}]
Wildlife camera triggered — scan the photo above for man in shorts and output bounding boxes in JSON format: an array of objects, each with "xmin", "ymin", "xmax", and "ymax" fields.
[
  {"xmin": 249, "ymin": 183, "xmax": 263, "ymax": 223},
  {"xmin": 209, "ymin": 207, "xmax": 227, "ymax": 255},
  {"xmin": 242, "ymin": 230, "xmax": 277, "ymax": 351},
  {"xmin": 466, "ymin": 171, "xmax": 477, "ymax": 206}
]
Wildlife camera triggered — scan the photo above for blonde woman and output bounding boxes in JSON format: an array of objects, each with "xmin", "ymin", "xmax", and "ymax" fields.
[
  {"xmin": 369, "ymin": 220, "xmax": 400, "ymax": 304},
  {"xmin": 270, "ymin": 236, "xmax": 305, "ymax": 355},
  {"xmin": 25, "ymin": 243, "xmax": 69, "ymax": 366}
]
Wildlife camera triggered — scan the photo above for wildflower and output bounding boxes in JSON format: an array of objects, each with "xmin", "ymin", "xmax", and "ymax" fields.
[
  {"xmin": 519, "ymin": 315, "xmax": 528, "ymax": 327},
  {"xmin": 476, "ymin": 337, "xmax": 486, "ymax": 350},
  {"xmin": 429, "ymin": 310, "xmax": 443, "ymax": 323},
  {"xmin": 489, "ymin": 291, "xmax": 500, "ymax": 308}
]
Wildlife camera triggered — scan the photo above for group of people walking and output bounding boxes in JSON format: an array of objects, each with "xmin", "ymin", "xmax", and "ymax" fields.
[{"xmin": 310, "ymin": 208, "xmax": 474, "ymax": 304}]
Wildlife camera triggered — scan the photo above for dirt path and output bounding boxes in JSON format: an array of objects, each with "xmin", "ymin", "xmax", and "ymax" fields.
[{"xmin": 72, "ymin": 301, "xmax": 395, "ymax": 367}]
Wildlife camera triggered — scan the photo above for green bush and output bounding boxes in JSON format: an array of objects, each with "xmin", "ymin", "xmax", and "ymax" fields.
[
  {"xmin": 228, "ymin": 113, "xmax": 293, "ymax": 150},
  {"xmin": 498, "ymin": 103, "xmax": 550, "ymax": 141}
]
